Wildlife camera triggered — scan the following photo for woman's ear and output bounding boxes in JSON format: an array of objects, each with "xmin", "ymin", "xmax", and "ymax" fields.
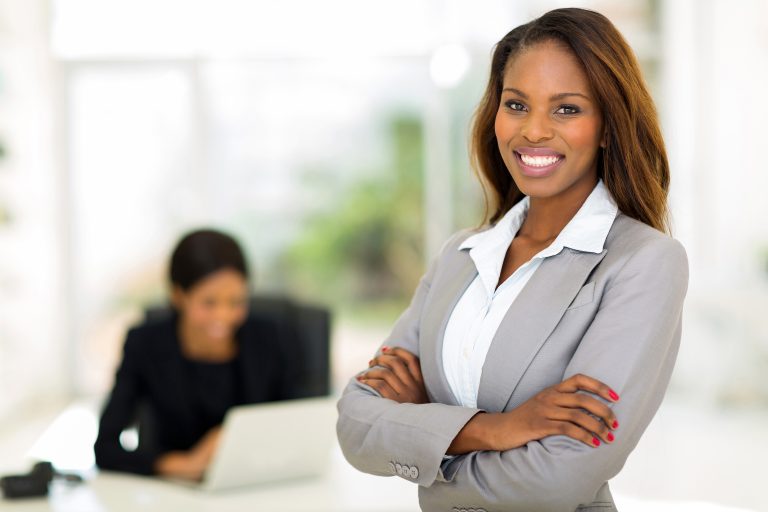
[{"xmin": 170, "ymin": 285, "xmax": 186, "ymax": 311}]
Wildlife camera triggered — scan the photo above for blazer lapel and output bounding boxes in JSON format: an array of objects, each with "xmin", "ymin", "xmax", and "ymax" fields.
[
  {"xmin": 419, "ymin": 251, "xmax": 477, "ymax": 407},
  {"xmin": 476, "ymin": 247, "xmax": 607, "ymax": 412}
]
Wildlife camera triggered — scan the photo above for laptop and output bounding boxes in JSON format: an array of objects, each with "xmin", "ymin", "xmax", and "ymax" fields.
[{"xmin": 180, "ymin": 396, "xmax": 336, "ymax": 492}]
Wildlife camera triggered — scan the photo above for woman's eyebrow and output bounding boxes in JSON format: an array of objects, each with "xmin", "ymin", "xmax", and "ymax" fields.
[{"xmin": 502, "ymin": 87, "xmax": 591, "ymax": 102}]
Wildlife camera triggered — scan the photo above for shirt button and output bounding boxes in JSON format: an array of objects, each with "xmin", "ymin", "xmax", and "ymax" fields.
[{"xmin": 463, "ymin": 346, "xmax": 471, "ymax": 359}]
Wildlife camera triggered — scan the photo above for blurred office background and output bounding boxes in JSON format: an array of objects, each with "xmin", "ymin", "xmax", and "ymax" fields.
[{"xmin": 0, "ymin": 0, "xmax": 766, "ymax": 510}]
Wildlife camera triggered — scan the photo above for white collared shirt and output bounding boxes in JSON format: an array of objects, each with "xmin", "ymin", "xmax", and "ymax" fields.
[{"xmin": 441, "ymin": 180, "xmax": 618, "ymax": 408}]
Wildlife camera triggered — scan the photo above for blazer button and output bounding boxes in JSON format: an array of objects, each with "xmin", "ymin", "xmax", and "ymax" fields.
[
  {"xmin": 409, "ymin": 466, "xmax": 419, "ymax": 479},
  {"xmin": 387, "ymin": 462, "xmax": 396, "ymax": 475},
  {"xmin": 395, "ymin": 463, "xmax": 403, "ymax": 475}
]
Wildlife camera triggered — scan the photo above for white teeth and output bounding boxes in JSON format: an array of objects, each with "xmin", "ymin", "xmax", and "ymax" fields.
[{"xmin": 519, "ymin": 153, "xmax": 562, "ymax": 167}]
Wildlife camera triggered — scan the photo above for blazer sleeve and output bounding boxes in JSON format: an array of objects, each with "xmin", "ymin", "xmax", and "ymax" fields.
[
  {"xmin": 93, "ymin": 329, "xmax": 159, "ymax": 475},
  {"xmin": 336, "ymin": 235, "xmax": 483, "ymax": 487},
  {"xmin": 418, "ymin": 236, "xmax": 689, "ymax": 511}
]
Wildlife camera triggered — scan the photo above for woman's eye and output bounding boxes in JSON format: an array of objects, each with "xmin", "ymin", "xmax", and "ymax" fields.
[
  {"xmin": 505, "ymin": 101, "xmax": 526, "ymax": 112},
  {"xmin": 555, "ymin": 105, "xmax": 580, "ymax": 115}
]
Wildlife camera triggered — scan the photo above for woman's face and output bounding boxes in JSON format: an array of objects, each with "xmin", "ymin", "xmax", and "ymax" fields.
[
  {"xmin": 172, "ymin": 269, "xmax": 249, "ymax": 343},
  {"xmin": 495, "ymin": 40, "xmax": 604, "ymax": 200}
]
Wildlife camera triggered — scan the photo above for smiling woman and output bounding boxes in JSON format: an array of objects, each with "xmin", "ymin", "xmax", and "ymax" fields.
[{"xmin": 337, "ymin": 8, "xmax": 687, "ymax": 512}]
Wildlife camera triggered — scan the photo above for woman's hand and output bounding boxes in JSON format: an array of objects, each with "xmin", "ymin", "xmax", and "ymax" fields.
[
  {"xmin": 357, "ymin": 346, "xmax": 428, "ymax": 405},
  {"xmin": 154, "ymin": 426, "xmax": 222, "ymax": 481},
  {"xmin": 448, "ymin": 374, "xmax": 619, "ymax": 454}
]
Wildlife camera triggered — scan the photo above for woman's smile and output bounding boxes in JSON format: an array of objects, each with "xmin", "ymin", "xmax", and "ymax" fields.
[{"xmin": 514, "ymin": 147, "xmax": 565, "ymax": 177}]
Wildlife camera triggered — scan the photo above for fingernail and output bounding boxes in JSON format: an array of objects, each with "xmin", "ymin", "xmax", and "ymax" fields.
[
  {"xmin": 592, "ymin": 437, "xmax": 600, "ymax": 447},
  {"xmin": 368, "ymin": 359, "xmax": 374, "ymax": 366},
  {"xmin": 381, "ymin": 346, "xmax": 389, "ymax": 352},
  {"xmin": 612, "ymin": 420, "xmax": 619, "ymax": 429},
  {"xmin": 607, "ymin": 432, "xmax": 615, "ymax": 442},
  {"xmin": 609, "ymin": 390, "xmax": 620, "ymax": 401}
]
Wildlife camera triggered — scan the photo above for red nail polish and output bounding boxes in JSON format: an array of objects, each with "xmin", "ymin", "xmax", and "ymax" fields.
[
  {"xmin": 592, "ymin": 437, "xmax": 600, "ymax": 447},
  {"xmin": 609, "ymin": 390, "xmax": 620, "ymax": 401},
  {"xmin": 612, "ymin": 420, "xmax": 619, "ymax": 429},
  {"xmin": 607, "ymin": 432, "xmax": 615, "ymax": 442},
  {"xmin": 381, "ymin": 346, "xmax": 389, "ymax": 352}
]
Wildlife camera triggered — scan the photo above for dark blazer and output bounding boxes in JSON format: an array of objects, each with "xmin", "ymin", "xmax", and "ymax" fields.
[{"xmin": 94, "ymin": 314, "xmax": 298, "ymax": 475}]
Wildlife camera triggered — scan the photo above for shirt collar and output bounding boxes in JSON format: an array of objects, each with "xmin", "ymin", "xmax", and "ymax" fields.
[
  {"xmin": 460, "ymin": 179, "xmax": 617, "ymax": 254},
  {"xmin": 458, "ymin": 180, "xmax": 617, "ymax": 296}
]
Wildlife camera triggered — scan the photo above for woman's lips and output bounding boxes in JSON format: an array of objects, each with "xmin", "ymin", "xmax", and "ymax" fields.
[{"xmin": 514, "ymin": 149, "xmax": 564, "ymax": 178}]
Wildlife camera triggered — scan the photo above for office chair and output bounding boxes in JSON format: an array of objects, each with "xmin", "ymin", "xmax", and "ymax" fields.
[{"xmin": 143, "ymin": 294, "xmax": 332, "ymax": 398}]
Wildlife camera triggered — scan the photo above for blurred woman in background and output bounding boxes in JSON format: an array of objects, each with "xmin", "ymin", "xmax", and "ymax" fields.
[{"xmin": 95, "ymin": 229, "xmax": 296, "ymax": 480}]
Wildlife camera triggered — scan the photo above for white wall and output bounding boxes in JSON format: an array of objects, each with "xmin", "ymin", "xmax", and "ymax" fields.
[{"xmin": 0, "ymin": 0, "xmax": 67, "ymax": 418}]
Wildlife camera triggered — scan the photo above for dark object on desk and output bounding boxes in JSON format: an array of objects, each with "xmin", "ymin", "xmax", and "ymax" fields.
[
  {"xmin": 0, "ymin": 474, "xmax": 49, "ymax": 499},
  {"xmin": 1, "ymin": 461, "xmax": 53, "ymax": 499},
  {"xmin": 144, "ymin": 295, "xmax": 332, "ymax": 398},
  {"xmin": 0, "ymin": 461, "xmax": 81, "ymax": 500}
]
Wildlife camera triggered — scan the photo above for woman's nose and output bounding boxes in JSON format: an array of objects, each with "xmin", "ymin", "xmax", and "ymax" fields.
[{"xmin": 521, "ymin": 111, "xmax": 554, "ymax": 143}]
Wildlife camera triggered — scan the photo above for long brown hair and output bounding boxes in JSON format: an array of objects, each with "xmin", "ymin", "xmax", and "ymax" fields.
[{"xmin": 470, "ymin": 8, "xmax": 670, "ymax": 232}]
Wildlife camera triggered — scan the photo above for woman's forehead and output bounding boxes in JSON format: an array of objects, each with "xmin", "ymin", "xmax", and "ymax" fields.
[{"xmin": 502, "ymin": 41, "xmax": 592, "ymax": 98}]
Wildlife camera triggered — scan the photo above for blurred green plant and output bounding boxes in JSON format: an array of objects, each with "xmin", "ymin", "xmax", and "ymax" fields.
[{"xmin": 279, "ymin": 115, "xmax": 425, "ymax": 321}]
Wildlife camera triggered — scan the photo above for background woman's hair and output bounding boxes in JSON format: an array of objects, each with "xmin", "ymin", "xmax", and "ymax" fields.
[
  {"xmin": 169, "ymin": 229, "xmax": 249, "ymax": 291},
  {"xmin": 470, "ymin": 7, "xmax": 670, "ymax": 232}
]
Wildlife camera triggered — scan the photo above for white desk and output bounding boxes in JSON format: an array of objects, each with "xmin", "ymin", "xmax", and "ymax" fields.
[
  {"xmin": 1, "ymin": 400, "xmax": 762, "ymax": 512},
  {"xmin": 2, "ymin": 447, "xmax": 420, "ymax": 512}
]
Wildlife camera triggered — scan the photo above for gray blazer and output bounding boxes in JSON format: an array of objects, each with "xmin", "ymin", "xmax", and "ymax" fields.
[{"xmin": 336, "ymin": 213, "xmax": 688, "ymax": 512}]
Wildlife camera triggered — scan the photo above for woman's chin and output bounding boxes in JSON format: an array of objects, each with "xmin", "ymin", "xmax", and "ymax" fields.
[{"xmin": 204, "ymin": 329, "xmax": 231, "ymax": 341}]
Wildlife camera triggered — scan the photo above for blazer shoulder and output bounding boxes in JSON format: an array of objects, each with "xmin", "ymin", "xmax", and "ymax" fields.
[
  {"xmin": 123, "ymin": 316, "xmax": 178, "ymax": 357},
  {"xmin": 439, "ymin": 227, "xmax": 480, "ymax": 253},
  {"xmin": 427, "ymin": 228, "xmax": 481, "ymax": 279},
  {"xmin": 602, "ymin": 214, "xmax": 688, "ymax": 284},
  {"xmin": 607, "ymin": 214, "xmax": 687, "ymax": 260}
]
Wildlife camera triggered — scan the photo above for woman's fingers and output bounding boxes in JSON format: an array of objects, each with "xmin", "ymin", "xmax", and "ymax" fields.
[
  {"xmin": 358, "ymin": 376, "xmax": 399, "ymax": 400},
  {"xmin": 555, "ymin": 392, "xmax": 619, "ymax": 432},
  {"xmin": 369, "ymin": 354, "xmax": 419, "ymax": 388},
  {"xmin": 557, "ymin": 373, "xmax": 620, "ymax": 405},
  {"xmin": 553, "ymin": 421, "xmax": 605, "ymax": 448},
  {"xmin": 382, "ymin": 347, "xmax": 424, "ymax": 383},
  {"xmin": 548, "ymin": 407, "xmax": 616, "ymax": 445},
  {"xmin": 358, "ymin": 367, "xmax": 406, "ymax": 395},
  {"xmin": 360, "ymin": 347, "xmax": 428, "ymax": 405}
]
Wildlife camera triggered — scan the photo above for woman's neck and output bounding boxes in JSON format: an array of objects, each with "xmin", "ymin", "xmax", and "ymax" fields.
[
  {"xmin": 517, "ymin": 176, "xmax": 597, "ymax": 243},
  {"xmin": 177, "ymin": 321, "xmax": 237, "ymax": 362}
]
